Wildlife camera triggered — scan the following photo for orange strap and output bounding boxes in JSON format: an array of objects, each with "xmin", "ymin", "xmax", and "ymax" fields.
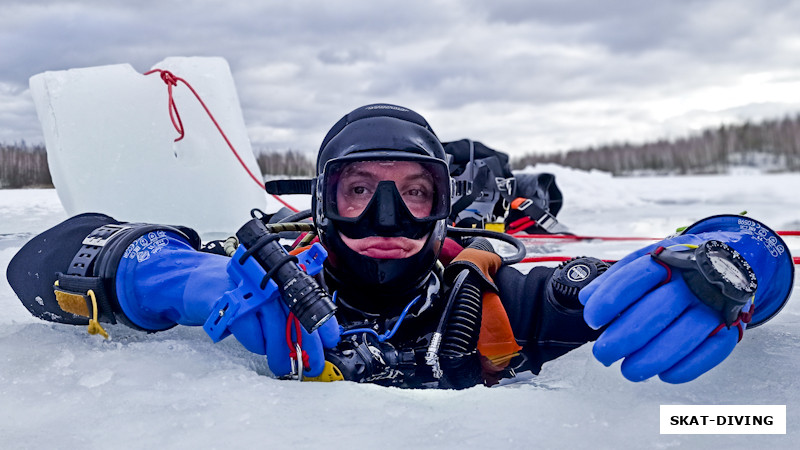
[
  {"xmin": 446, "ymin": 247, "xmax": 503, "ymax": 292},
  {"xmin": 509, "ymin": 197, "xmax": 527, "ymax": 210},
  {"xmin": 448, "ymin": 246, "xmax": 521, "ymax": 364},
  {"xmin": 450, "ymin": 248, "xmax": 502, "ymax": 283},
  {"xmin": 477, "ymin": 292, "xmax": 522, "ymax": 361},
  {"xmin": 289, "ymin": 245, "xmax": 311, "ymax": 256}
]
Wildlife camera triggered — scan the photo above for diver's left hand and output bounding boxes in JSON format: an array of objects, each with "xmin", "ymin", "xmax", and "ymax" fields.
[
  {"xmin": 577, "ymin": 214, "xmax": 795, "ymax": 384},
  {"xmin": 578, "ymin": 233, "xmax": 749, "ymax": 383}
]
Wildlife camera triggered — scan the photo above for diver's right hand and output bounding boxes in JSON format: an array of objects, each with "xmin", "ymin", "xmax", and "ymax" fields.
[{"xmin": 226, "ymin": 300, "xmax": 340, "ymax": 378}]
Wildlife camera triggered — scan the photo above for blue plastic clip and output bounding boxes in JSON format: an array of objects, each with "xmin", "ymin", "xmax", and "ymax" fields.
[
  {"xmin": 295, "ymin": 242, "xmax": 327, "ymax": 277},
  {"xmin": 203, "ymin": 242, "xmax": 328, "ymax": 343}
]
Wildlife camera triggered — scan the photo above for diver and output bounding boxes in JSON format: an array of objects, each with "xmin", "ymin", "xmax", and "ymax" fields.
[{"xmin": 6, "ymin": 104, "xmax": 795, "ymax": 389}]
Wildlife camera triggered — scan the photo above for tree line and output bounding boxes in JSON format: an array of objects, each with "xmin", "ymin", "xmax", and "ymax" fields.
[
  {"xmin": 255, "ymin": 148, "xmax": 315, "ymax": 177},
  {"xmin": 512, "ymin": 114, "xmax": 800, "ymax": 175},
  {"xmin": 0, "ymin": 143, "xmax": 315, "ymax": 189},
  {"xmin": 0, "ymin": 142, "xmax": 52, "ymax": 188},
  {"xmin": 3, "ymin": 114, "xmax": 800, "ymax": 188}
]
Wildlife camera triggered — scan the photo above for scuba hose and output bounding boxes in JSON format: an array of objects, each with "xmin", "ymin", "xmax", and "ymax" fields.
[
  {"xmin": 275, "ymin": 208, "xmax": 314, "ymax": 224},
  {"xmin": 218, "ymin": 222, "xmax": 317, "ymax": 256},
  {"xmin": 340, "ymin": 294, "xmax": 421, "ymax": 342},
  {"xmin": 218, "ymin": 209, "xmax": 316, "ymax": 256},
  {"xmin": 440, "ymin": 271, "xmax": 482, "ymax": 356},
  {"xmin": 425, "ymin": 268, "xmax": 483, "ymax": 380},
  {"xmin": 258, "ymin": 208, "xmax": 317, "ymax": 249},
  {"xmin": 446, "ymin": 226, "xmax": 526, "ymax": 265}
]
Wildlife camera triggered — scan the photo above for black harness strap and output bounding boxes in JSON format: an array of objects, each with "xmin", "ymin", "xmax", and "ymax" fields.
[{"xmin": 55, "ymin": 224, "xmax": 133, "ymax": 324}]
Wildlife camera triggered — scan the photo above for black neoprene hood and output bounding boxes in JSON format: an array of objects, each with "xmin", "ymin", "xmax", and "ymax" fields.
[
  {"xmin": 313, "ymin": 103, "xmax": 450, "ymax": 301},
  {"xmin": 316, "ymin": 104, "xmax": 447, "ymax": 172}
]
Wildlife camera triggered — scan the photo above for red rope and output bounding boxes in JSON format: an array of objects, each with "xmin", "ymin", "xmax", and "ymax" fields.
[
  {"xmin": 649, "ymin": 246, "xmax": 674, "ymax": 289},
  {"xmin": 512, "ymin": 233, "xmax": 662, "ymax": 241},
  {"xmin": 143, "ymin": 68, "xmax": 299, "ymax": 213},
  {"xmin": 514, "ymin": 231, "xmax": 800, "ymax": 241},
  {"xmin": 520, "ymin": 256, "xmax": 618, "ymax": 264},
  {"xmin": 522, "ymin": 254, "xmax": 800, "ymax": 265},
  {"xmin": 285, "ymin": 312, "xmax": 310, "ymax": 371},
  {"xmin": 708, "ymin": 303, "xmax": 754, "ymax": 342}
]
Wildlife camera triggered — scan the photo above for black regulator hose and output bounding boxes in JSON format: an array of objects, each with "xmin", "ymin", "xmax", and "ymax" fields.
[
  {"xmin": 446, "ymin": 226, "xmax": 527, "ymax": 265},
  {"xmin": 440, "ymin": 270, "xmax": 483, "ymax": 356},
  {"xmin": 427, "ymin": 267, "xmax": 485, "ymax": 389},
  {"xmin": 424, "ymin": 267, "xmax": 485, "ymax": 388},
  {"xmin": 248, "ymin": 208, "xmax": 314, "ymax": 225},
  {"xmin": 277, "ymin": 209, "xmax": 313, "ymax": 223}
]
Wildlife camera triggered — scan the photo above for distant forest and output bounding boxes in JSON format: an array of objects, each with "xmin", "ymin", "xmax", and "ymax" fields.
[
  {"xmin": 255, "ymin": 148, "xmax": 315, "ymax": 177},
  {"xmin": 0, "ymin": 142, "xmax": 52, "ymax": 188},
  {"xmin": 3, "ymin": 114, "xmax": 800, "ymax": 188},
  {"xmin": 512, "ymin": 114, "xmax": 800, "ymax": 175},
  {"xmin": 0, "ymin": 143, "xmax": 314, "ymax": 189}
]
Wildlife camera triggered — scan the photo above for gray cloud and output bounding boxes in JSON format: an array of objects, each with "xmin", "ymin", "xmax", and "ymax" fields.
[
  {"xmin": 3, "ymin": 0, "xmax": 800, "ymax": 157},
  {"xmin": 317, "ymin": 46, "xmax": 383, "ymax": 66}
]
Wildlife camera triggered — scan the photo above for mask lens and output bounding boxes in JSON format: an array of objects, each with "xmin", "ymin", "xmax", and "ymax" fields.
[{"xmin": 325, "ymin": 158, "xmax": 449, "ymax": 221}]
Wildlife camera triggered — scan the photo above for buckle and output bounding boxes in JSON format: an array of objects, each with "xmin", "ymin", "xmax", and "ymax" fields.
[
  {"xmin": 495, "ymin": 177, "xmax": 515, "ymax": 196},
  {"xmin": 82, "ymin": 224, "xmax": 131, "ymax": 247},
  {"xmin": 452, "ymin": 179, "xmax": 473, "ymax": 197},
  {"xmin": 514, "ymin": 198, "xmax": 534, "ymax": 211},
  {"xmin": 536, "ymin": 211, "xmax": 559, "ymax": 231}
]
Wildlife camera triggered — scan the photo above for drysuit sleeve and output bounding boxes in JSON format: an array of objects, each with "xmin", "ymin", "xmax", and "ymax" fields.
[{"xmin": 495, "ymin": 261, "xmax": 603, "ymax": 375}]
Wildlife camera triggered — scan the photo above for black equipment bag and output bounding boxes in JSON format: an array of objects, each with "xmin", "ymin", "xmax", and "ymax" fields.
[{"xmin": 443, "ymin": 139, "xmax": 567, "ymax": 234}]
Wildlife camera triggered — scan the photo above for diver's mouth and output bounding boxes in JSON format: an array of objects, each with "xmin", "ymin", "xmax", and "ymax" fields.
[{"xmin": 338, "ymin": 234, "xmax": 426, "ymax": 259}]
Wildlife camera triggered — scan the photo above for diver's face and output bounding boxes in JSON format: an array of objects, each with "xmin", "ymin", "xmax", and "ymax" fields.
[
  {"xmin": 335, "ymin": 160, "xmax": 433, "ymax": 259},
  {"xmin": 335, "ymin": 160, "xmax": 435, "ymax": 219}
]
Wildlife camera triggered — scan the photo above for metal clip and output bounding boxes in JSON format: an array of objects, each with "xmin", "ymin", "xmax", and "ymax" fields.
[
  {"xmin": 290, "ymin": 343, "xmax": 304, "ymax": 381},
  {"xmin": 425, "ymin": 331, "xmax": 443, "ymax": 379}
]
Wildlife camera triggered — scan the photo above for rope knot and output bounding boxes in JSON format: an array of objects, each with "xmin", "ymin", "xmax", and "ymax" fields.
[{"xmin": 159, "ymin": 70, "xmax": 179, "ymax": 87}]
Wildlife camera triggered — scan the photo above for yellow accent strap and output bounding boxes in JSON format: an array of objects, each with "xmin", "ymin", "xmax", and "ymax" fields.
[
  {"xmin": 485, "ymin": 352, "xmax": 519, "ymax": 368},
  {"xmin": 54, "ymin": 287, "xmax": 91, "ymax": 317},
  {"xmin": 86, "ymin": 290, "xmax": 110, "ymax": 340},
  {"xmin": 667, "ymin": 244, "xmax": 699, "ymax": 250},
  {"xmin": 485, "ymin": 222, "xmax": 505, "ymax": 233},
  {"xmin": 54, "ymin": 281, "xmax": 109, "ymax": 340},
  {"xmin": 303, "ymin": 360, "xmax": 345, "ymax": 382}
]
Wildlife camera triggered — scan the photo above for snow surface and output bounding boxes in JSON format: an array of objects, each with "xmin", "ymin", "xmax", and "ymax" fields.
[{"xmin": 2, "ymin": 169, "xmax": 800, "ymax": 449}]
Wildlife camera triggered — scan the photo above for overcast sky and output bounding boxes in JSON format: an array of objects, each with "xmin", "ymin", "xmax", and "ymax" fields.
[{"xmin": 3, "ymin": 0, "xmax": 800, "ymax": 159}]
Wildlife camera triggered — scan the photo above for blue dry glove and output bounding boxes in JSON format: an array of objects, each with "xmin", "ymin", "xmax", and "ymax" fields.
[
  {"xmin": 223, "ymin": 295, "xmax": 341, "ymax": 378},
  {"xmin": 578, "ymin": 215, "xmax": 793, "ymax": 383},
  {"xmin": 115, "ymin": 231, "xmax": 340, "ymax": 378}
]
